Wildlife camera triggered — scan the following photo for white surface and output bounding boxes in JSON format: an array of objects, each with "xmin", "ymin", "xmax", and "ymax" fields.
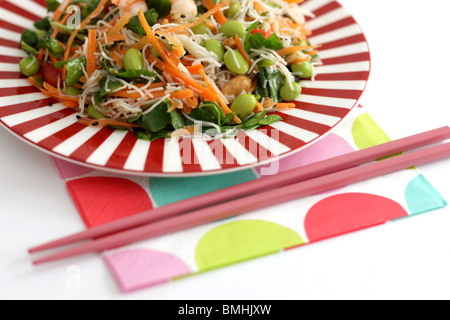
[{"xmin": 1, "ymin": 0, "xmax": 450, "ymax": 300}]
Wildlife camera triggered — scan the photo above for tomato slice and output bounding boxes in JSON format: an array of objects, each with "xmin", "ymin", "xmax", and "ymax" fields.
[
  {"xmin": 41, "ymin": 62, "xmax": 63, "ymax": 87},
  {"xmin": 251, "ymin": 28, "xmax": 273, "ymax": 38}
]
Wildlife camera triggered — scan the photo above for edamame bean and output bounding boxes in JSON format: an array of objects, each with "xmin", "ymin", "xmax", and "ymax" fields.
[
  {"xmin": 224, "ymin": 50, "xmax": 249, "ymax": 74},
  {"xmin": 64, "ymin": 86, "xmax": 81, "ymax": 96},
  {"xmin": 123, "ymin": 48, "xmax": 143, "ymax": 71},
  {"xmin": 220, "ymin": 21, "xmax": 245, "ymax": 38},
  {"xmin": 226, "ymin": 2, "xmax": 241, "ymax": 18},
  {"xmin": 87, "ymin": 104, "xmax": 105, "ymax": 119},
  {"xmin": 280, "ymin": 82, "xmax": 302, "ymax": 101},
  {"xmin": 19, "ymin": 56, "xmax": 40, "ymax": 77},
  {"xmin": 231, "ymin": 94, "xmax": 257, "ymax": 119},
  {"xmin": 291, "ymin": 61, "xmax": 313, "ymax": 78},
  {"xmin": 257, "ymin": 59, "xmax": 274, "ymax": 67},
  {"xmin": 191, "ymin": 21, "xmax": 209, "ymax": 34},
  {"xmin": 204, "ymin": 39, "xmax": 224, "ymax": 62}
]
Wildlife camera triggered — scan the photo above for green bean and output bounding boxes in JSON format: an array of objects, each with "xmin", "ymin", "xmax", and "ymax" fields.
[
  {"xmin": 123, "ymin": 48, "xmax": 144, "ymax": 71},
  {"xmin": 280, "ymin": 82, "xmax": 302, "ymax": 101},
  {"xmin": 191, "ymin": 21, "xmax": 209, "ymax": 34},
  {"xmin": 204, "ymin": 39, "xmax": 224, "ymax": 62},
  {"xmin": 19, "ymin": 56, "xmax": 40, "ymax": 77},
  {"xmin": 87, "ymin": 104, "xmax": 105, "ymax": 120},
  {"xmin": 64, "ymin": 86, "xmax": 81, "ymax": 96},
  {"xmin": 291, "ymin": 61, "xmax": 313, "ymax": 78},
  {"xmin": 224, "ymin": 50, "xmax": 249, "ymax": 75},
  {"xmin": 226, "ymin": 2, "xmax": 241, "ymax": 19},
  {"xmin": 231, "ymin": 94, "xmax": 257, "ymax": 119},
  {"xmin": 220, "ymin": 21, "xmax": 245, "ymax": 38}
]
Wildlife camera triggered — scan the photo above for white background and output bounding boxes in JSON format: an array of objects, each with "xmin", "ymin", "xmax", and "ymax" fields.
[{"xmin": 1, "ymin": 0, "xmax": 450, "ymax": 300}]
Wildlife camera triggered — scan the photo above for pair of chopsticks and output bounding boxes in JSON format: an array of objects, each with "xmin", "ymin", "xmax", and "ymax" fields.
[{"xmin": 29, "ymin": 126, "xmax": 450, "ymax": 265}]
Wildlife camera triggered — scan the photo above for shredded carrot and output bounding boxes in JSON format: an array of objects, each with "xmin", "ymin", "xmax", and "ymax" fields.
[
  {"xmin": 87, "ymin": 29, "xmax": 97, "ymax": 77},
  {"xmin": 202, "ymin": 0, "xmax": 228, "ymax": 25},
  {"xmin": 253, "ymin": 1, "xmax": 264, "ymax": 13},
  {"xmin": 147, "ymin": 55, "xmax": 217, "ymax": 101},
  {"xmin": 37, "ymin": 48, "xmax": 45, "ymax": 61},
  {"xmin": 276, "ymin": 45, "xmax": 321, "ymax": 57},
  {"xmin": 43, "ymin": 82, "xmax": 60, "ymax": 95},
  {"xmin": 138, "ymin": 8, "xmax": 176, "ymax": 67},
  {"xmin": 63, "ymin": 101, "xmax": 79, "ymax": 108},
  {"xmin": 111, "ymin": 88, "xmax": 194, "ymax": 100},
  {"xmin": 276, "ymin": 103, "xmax": 296, "ymax": 109},
  {"xmin": 288, "ymin": 56, "xmax": 311, "ymax": 64},
  {"xmin": 128, "ymin": 36, "xmax": 152, "ymax": 50},
  {"xmin": 28, "ymin": 77, "xmax": 79, "ymax": 102},
  {"xmin": 234, "ymin": 35, "xmax": 252, "ymax": 67},
  {"xmin": 183, "ymin": 105, "xmax": 192, "ymax": 114},
  {"xmin": 206, "ymin": 20, "xmax": 218, "ymax": 34},
  {"xmin": 185, "ymin": 64, "xmax": 204, "ymax": 74},
  {"xmin": 77, "ymin": 118, "xmax": 141, "ymax": 128},
  {"xmin": 186, "ymin": 95, "xmax": 199, "ymax": 108},
  {"xmin": 101, "ymin": 34, "xmax": 126, "ymax": 43},
  {"xmin": 107, "ymin": 12, "xmax": 131, "ymax": 36},
  {"xmin": 199, "ymin": 68, "xmax": 242, "ymax": 124},
  {"xmin": 254, "ymin": 101, "xmax": 264, "ymax": 113},
  {"xmin": 54, "ymin": 0, "xmax": 75, "ymax": 22},
  {"xmin": 110, "ymin": 50, "xmax": 124, "ymax": 68},
  {"xmin": 168, "ymin": 1, "xmax": 229, "ymax": 33}
]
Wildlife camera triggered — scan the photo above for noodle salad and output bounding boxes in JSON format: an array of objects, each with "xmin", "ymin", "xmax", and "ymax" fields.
[{"xmin": 19, "ymin": 0, "xmax": 320, "ymax": 140}]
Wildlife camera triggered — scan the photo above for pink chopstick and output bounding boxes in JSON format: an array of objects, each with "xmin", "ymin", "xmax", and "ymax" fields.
[
  {"xmin": 29, "ymin": 126, "xmax": 450, "ymax": 255},
  {"xmin": 31, "ymin": 131, "xmax": 450, "ymax": 265}
]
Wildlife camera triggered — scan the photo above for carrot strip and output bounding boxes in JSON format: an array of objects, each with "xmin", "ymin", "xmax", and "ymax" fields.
[
  {"xmin": 202, "ymin": 0, "xmax": 228, "ymax": 25},
  {"xmin": 276, "ymin": 45, "xmax": 321, "ymax": 57},
  {"xmin": 111, "ymin": 88, "xmax": 194, "ymax": 100},
  {"xmin": 63, "ymin": 101, "xmax": 79, "ymax": 108},
  {"xmin": 185, "ymin": 64, "xmax": 204, "ymax": 74},
  {"xmin": 147, "ymin": 55, "xmax": 217, "ymax": 101},
  {"xmin": 276, "ymin": 103, "xmax": 296, "ymax": 109},
  {"xmin": 167, "ymin": 1, "xmax": 229, "ymax": 33},
  {"xmin": 254, "ymin": 101, "xmax": 264, "ymax": 113},
  {"xmin": 128, "ymin": 36, "xmax": 152, "ymax": 50},
  {"xmin": 234, "ymin": 35, "xmax": 252, "ymax": 66},
  {"xmin": 253, "ymin": 1, "xmax": 264, "ymax": 13},
  {"xmin": 43, "ymin": 82, "xmax": 60, "ymax": 95},
  {"xmin": 77, "ymin": 118, "xmax": 141, "ymax": 128},
  {"xmin": 87, "ymin": 29, "xmax": 97, "ymax": 77},
  {"xmin": 138, "ymin": 9, "xmax": 176, "ymax": 67},
  {"xmin": 28, "ymin": 77, "xmax": 79, "ymax": 102},
  {"xmin": 37, "ymin": 48, "xmax": 45, "ymax": 61},
  {"xmin": 101, "ymin": 34, "xmax": 126, "ymax": 43},
  {"xmin": 54, "ymin": 0, "xmax": 75, "ymax": 22},
  {"xmin": 110, "ymin": 50, "xmax": 124, "ymax": 68},
  {"xmin": 199, "ymin": 68, "xmax": 241, "ymax": 124},
  {"xmin": 107, "ymin": 12, "xmax": 131, "ymax": 36}
]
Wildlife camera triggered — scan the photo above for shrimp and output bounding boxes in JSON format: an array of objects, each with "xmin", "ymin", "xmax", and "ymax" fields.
[
  {"xmin": 112, "ymin": 0, "xmax": 148, "ymax": 16},
  {"xmin": 169, "ymin": 0, "xmax": 197, "ymax": 23}
]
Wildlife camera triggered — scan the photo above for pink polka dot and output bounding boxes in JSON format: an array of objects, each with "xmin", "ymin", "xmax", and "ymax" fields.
[
  {"xmin": 51, "ymin": 156, "xmax": 94, "ymax": 179},
  {"xmin": 256, "ymin": 133, "xmax": 354, "ymax": 177},
  {"xmin": 103, "ymin": 249, "xmax": 191, "ymax": 293},
  {"xmin": 66, "ymin": 177, "xmax": 153, "ymax": 227},
  {"xmin": 305, "ymin": 193, "xmax": 408, "ymax": 242}
]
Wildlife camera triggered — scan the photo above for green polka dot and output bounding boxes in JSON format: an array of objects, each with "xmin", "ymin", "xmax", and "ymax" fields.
[
  {"xmin": 195, "ymin": 220, "xmax": 304, "ymax": 271},
  {"xmin": 351, "ymin": 113, "xmax": 391, "ymax": 150},
  {"xmin": 149, "ymin": 170, "xmax": 257, "ymax": 207},
  {"xmin": 405, "ymin": 174, "xmax": 447, "ymax": 215}
]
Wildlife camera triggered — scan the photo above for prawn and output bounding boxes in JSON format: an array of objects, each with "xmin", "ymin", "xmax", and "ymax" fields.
[
  {"xmin": 169, "ymin": 0, "xmax": 198, "ymax": 23},
  {"xmin": 112, "ymin": 0, "xmax": 148, "ymax": 16}
]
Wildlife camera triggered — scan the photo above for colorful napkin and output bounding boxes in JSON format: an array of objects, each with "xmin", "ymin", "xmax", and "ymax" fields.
[{"xmin": 51, "ymin": 105, "xmax": 447, "ymax": 293}]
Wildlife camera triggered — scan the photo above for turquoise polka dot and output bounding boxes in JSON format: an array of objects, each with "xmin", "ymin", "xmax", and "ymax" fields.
[
  {"xmin": 405, "ymin": 174, "xmax": 447, "ymax": 215},
  {"xmin": 149, "ymin": 170, "xmax": 257, "ymax": 206}
]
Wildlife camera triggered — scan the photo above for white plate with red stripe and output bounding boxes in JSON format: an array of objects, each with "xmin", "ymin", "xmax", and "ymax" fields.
[{"xmin": 0, "ymin": 0, "xmax": 370, "ymax": 177}]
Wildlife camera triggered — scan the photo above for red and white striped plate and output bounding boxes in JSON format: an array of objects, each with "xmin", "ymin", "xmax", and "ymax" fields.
[{"xmin": 0, "ymin": 0, "xmax": 370, "ymax": 176}]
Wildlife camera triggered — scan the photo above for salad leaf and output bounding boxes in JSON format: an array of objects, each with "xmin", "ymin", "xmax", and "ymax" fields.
[
  {"xmin": 21, "ymin": 41, "xmax": 38, "ymax": 56},
  {"xmin": 47, "ymin": 0, "xmax": 60, "ymax": 12},
  {"xmin": 264, "ymin": 33, "xmax": 284, "ymax": 51},
  {"xmin": 255, "ymin": 67, "xmax": 286, "ymax": 103},
  {"xmin": 34, "ymin": 17, "xmax": 51, "ymax": 31},
  {"xmin": 244, "ymin": 29, "xmax": 284, "ymax": 53},
  {"xmin": 99, "ymin": 77, "xmax": 122, "ymax": 98},
  {"xmin": 104, "ymin": 60, "xmax": 155, "ymax": 79},
  {"xmin": 189, "ymin": 101, "xmax": 228, "ymax": 126},
  {"xmin": 138, "ymin": 100, "xmax": 171, "ymax": 132},
  {"xmin": 54, "ymin": 57, "xmax": 86, "ymax": 86},
  {"xmin": 125, "ymin": 9, "xmax": 158, "ymax": 35},
  {"xmin": 170, "ymin": 109, "xmax": 186, "ymax": 130},
  {"xmin": 147, "ymin": 0, "xmax": 171, "ymax": 17},
  {"xmin": 44, "ymin": 37, "xmax": 64, "ymax": 58},
  {"xmin": 21, "ymin": 30, "xmax": 38, "ymax": 47}
]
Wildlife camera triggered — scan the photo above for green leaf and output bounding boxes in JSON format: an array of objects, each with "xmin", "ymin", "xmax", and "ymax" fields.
[
  {"xmin": 134, "ymin": 129, "xmax": 151, "ymax": 141},
  {"xmin": 55, "ymin": 57, "xmax": 86, "ymax": 86},
  {"xmin": 125, "ymin": 9, "xmax": 158, "ymax": 35},
  {"xmin": 255, "ymin": 67, "xmax": 286, "ymax": 103},
  {"xmin": 257, "ymin": 114, "xmax": 283, "ymax": 126},
  {"xmin": 47, "ymin": 0, "xmax": 60, "ymax": 12},
  {"xmin": 44, "ymin": 37, "xmax": 64, "ymax": 58},
  {"xmin": 21, "ymin": 29, "xmax": 38, "ymax": 47},
  {"xmin": 149, "ymin": 130, "xmax": 172, "ymax": 141},
  {"xmin": 188, "ymin": 101, "xmax": 225, "ymax": 126},
  {"xmin": 99, "ymin": 77, "xmax": 122, "ymax": 98},
  {"xmin": 21, "ymin": 41, "xmax": 38, "ymax": 56},
  {"xmin": 170, "ymin": 109, "xmax": 186, "ymax": 130},
  {"xmin": 34, "ymin": 17, "xmax": 51, "ymax": 31},
  {"xmin": 138, "ymin": 100, "xmax": 171, "ymax": 132},
  {"xmin": 104, "ymin": 60, "xmax": 155, "ymax": 79},
  {"xmin": 147, "ymin": 0, "xmax": 171, "ymax": 17},
  {"xmin": 264, "ymin": 33, "xmax": 284, "ymax": 51}
]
